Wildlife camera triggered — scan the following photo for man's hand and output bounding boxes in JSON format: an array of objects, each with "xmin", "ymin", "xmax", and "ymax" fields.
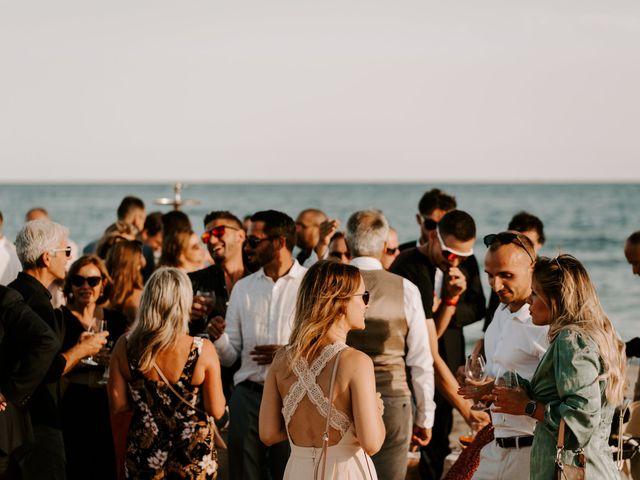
[
  {"xmin": 464, "ymin": 407, "xmax": 490, "ymax": 431},
  {"xmin": 78, "ymin": 331, "xmax": 108, "ymax": 358},
  {"xmin": 0, "ymin": 392, "xmax": 6, "ymax": 412},
  {"xmin": 443, "ymin": 266, "xmax": 467, "ymax": 300},
  {"xmin": 458, "ymin": 379, "xmax": 494, "ymax": 402},
  {"xmin": 191, "ymin": 295, "xmax": 215, "ymax": 322},
  {"xmin": 206, "ymin": 316, "xmax": 226, "ymax": 341},
  {"xmin": 314, "ymin": 219, "xmax": 341, "ymax": 257},
  {"xmin": 410, "ymin": 425, "xmax": 432, "ymax": 449},
  {"xmin": 250, "ymin": 344, "xmax": 283, "ymax": 365}
]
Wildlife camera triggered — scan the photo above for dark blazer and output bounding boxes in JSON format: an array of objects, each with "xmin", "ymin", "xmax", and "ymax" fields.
[{"xmin": 0, "ymin": 286, "xmax": 59, "ymax": 456}]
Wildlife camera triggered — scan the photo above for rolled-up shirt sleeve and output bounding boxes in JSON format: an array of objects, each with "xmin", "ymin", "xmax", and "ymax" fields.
[
  {"xmin": 403, "ymin": 279, "xmax": 436, "ymax": 428},
  {"xmin": 213, "ymin": 284, "xmax": 242, "ymax": 367}
]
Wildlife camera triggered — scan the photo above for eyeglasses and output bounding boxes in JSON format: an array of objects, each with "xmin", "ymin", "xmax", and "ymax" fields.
[
  {"xmin": 246, "ymin": 235, "xmax": 276, "ymax": 249},
  {"xmin": 70, "ymin": 275, "xmax": 102, "ymax": 288},
  {"xmin": 483, "ymin": 232, "xmax": 536, "ymax": 263},
  {"xmin": 50, "ymin": 247, "xmax": 72, "ymax": 257},
  {"xmin": 352, "ymin": 291, "xmax": 370, "ymax": 305},
  {"xmin": 423, "ymin": 217, "xmax": 438, "ymax": 231},
  {"xmin": 201, "ymin": 225, "xmax": 240, "ymax": 244},
  {"xmin": 436, "ymin": 228, "xmax": 474, "ymax": 261},
  {"xmin": 385, "ymin": 247, "xmax": 398, "ymax": 256}
]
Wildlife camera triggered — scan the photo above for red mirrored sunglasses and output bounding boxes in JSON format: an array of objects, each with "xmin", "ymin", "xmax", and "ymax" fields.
[{"xmin": 201, "ymin": 225, "xmax": 240, "ymax": 244}]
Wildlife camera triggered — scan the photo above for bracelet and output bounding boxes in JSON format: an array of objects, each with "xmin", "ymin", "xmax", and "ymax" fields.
[{"xmin": 444, "ymin": 296, "xmax": 459, "ymax": 307}]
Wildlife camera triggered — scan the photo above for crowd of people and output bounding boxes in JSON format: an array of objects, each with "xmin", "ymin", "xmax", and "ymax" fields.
[{"xmin": 0, "ymin": 188, "xmax": 638, "ymax": 480}]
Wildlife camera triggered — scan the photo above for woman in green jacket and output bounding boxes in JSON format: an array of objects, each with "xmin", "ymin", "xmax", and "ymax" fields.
[{"xmin": 493, "ymin": 254, "xmax": 626, "ymax": 479}]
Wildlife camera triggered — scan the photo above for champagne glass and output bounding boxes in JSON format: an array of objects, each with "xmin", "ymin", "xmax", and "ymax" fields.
[
  {"xmin": 196, "ymin": 289, "xmax": 216, "ymax": 319},
  {"xmin": 465, "ymin": 354, "xmax": 489, "ymax": 411},
  {"xmin": 81, "ymin": 319, "xmax": 106, "ymax": 366},
  {"xmin": 97, "ymin": 338, "xmax": 113, "ymax": 386},
  {"xmin": 495, "ymin": 368, "xmax": 519, "ymax": 389}
]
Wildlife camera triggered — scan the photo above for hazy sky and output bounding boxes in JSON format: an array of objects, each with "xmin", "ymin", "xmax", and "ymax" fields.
[{"xmin": 2, "ymin": 1, "xmax": 639, "ymax": 182}]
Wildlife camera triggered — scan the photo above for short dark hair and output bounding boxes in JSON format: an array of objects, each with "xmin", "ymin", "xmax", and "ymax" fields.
[
  {"xmin": 143, "ymin": 212, "xmax": 164, "ymax": 237},
  {"xmin": 508, "ymin": 211, "xmax": 545, "ymax": 246},
  {"xmin": 438, "ymin": 210, "xmax": 476, "ymax": 242},
  {"xmin": 418, "ymin": 188, "xmax": 457, "ymax": 215},
  {"xmin": 627, "ymin": 231, "xmax": 640, "ymax": 246},
  {"xmin": 203, "ymin": 211, "xmax": 243, "ymax": 229},
  {"xmin": 117, "ymin": 196, "xmax": 145, "ymax": 220},
  {"xmin": 250, "ymin": 210, "xmax": 296, "ymax": 251},
  {"xmin": 162, "ymin": 211, "xmax": 192, "ymax": 237}
]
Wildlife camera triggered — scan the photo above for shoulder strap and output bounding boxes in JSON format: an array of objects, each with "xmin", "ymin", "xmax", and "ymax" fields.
[
  {"xmin": 557, "ymin": 417, "xmax": 566, "ymax": 449},
  {"xmin": 152, "ymin": 361, "xmax": 226, "ymax": 449},
  {"xmin": 314, "ymin": 350, "xmax": 342, "ymax": 480}
]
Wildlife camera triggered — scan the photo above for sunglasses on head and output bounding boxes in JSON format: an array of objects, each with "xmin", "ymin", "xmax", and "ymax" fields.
[
  {"xmin": 70, "ymin": 275, "xmax": 102, "ymax": 288},
  {"xmin": 201, "ymin": 225, "xmax": 239, "ymax": 244},
  {"xmin": 423, "ymin": 218, "xmax": 438, "ymax": 230},
  {"xmin": 483, "ymin": 232, "xmax": 536, "ymax": 263},
  {"xmin": 352, "ymin": 291, "xmax": 370, "ymax": 305},
  {"xmin": 436, "ymin": 228, "xmax": 474, "ymax": 261}
]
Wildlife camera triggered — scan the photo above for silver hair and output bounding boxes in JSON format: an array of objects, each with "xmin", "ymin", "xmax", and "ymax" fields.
[
  {"xmin": 127, "ymin": 267, "xmax": 193, "ymax": 373},
  {"xmin": 15, "ymin": 219, "xmax": 69, "ymax": 269},
  {"xmin": 346, "ymin": 209, "xmax": 389, "ymax": 258}
]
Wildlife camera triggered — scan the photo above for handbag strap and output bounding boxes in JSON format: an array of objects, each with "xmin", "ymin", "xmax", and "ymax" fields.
[
  {"xmin": 557, "ymin": 417, "xmax": 566, "ymax": 449},
  {"xmin": 314, "ymin": 349, "xmax": 342, "ymax": 480},
  {"xmin": 151, "ymin": 361, "xmax": 226, "ymax": 449}
]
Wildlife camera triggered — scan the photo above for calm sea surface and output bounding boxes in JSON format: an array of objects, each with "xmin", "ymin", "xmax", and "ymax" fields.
[{"xmin": 1, "ymin": 183, "xmax": 639, "ymax": 346}]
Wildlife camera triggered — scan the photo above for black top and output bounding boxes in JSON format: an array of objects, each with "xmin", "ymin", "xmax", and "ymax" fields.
[
  {"xmin": 390, "ymin": 247, "xmax": 486, "ymax": 371},
  {"xmin": 187, "ymin": 264, "xmax": 229, "ymax": 336},
  {"xmin": 8, "ymin": 272, "xmax": 67, "ymax": 428}
]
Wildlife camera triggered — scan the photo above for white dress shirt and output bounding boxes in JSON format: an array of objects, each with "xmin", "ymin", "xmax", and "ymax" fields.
[
  {"xmin": 484, "ymin": 302, "xmax": 549, "ymax": 438},
  {"xmin": 350, "ymin": 256, "xmax": 436, "ymax": 429},
  {"xmin": 214, "ymin": 260, "xmax": 307, "ymax": 385},
  {"xmin": 0, "ymin": 236, "xmax": 21, "ymax": 286}
]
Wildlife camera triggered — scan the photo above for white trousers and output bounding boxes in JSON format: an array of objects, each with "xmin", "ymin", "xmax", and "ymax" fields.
[{"xmin": 471, "ymin": 439, "xmax": 532, "ymax": 480}]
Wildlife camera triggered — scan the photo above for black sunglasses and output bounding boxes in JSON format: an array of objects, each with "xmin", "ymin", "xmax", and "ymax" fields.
[
  {"xmin": 423, "ymin": 218, "xmax": 438, "ymax": 230},
  {"xmin": 70, "ymin": 275, "xmax": 102, "ymax": 288},
  {"xmin": 353, "ymin": 291, "xmax": 370, "ymax": 305},
  {"xmin": 385, "ymin": 247, "xmax": 398, "ymax": 256},
  {"xmin": 246, "ymin": 235, "xmax": 276, "ymax": 249},
  {"xmin": 329, "ymin": 250, "xmax": 351, "ymax": 260},
  {"xmin": 483, "ymin": 232, "xmax": 535, "ymax": 263}
]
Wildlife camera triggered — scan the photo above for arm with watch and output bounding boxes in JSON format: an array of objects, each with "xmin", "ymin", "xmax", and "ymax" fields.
[{"xmin": 492, "ymin": 381, "xmax": 545, "ymax": 422}]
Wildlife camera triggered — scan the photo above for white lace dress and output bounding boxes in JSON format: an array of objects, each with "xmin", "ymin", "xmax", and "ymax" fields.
[{"xmin": 281, "ymin": 342, "xmax": 377, "ymax": 480}]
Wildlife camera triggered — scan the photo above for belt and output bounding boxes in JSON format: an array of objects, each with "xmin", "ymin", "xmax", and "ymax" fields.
[
  {"xmin": 495, "ymin": 435, "xmax": 534, "ymax": 449},
  {"xmin": 239, "ymin": 380, "xmax": 264, "ymax": 393}
]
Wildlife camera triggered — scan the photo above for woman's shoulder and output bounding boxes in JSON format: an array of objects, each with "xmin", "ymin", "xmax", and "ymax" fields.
[
  {"xmin": 553, "ymin": 328, "xmax": 599, "ymax": 362},
  {"xmin": 339, "ymin": 346, "xmax": 373, "ymax": 370}
]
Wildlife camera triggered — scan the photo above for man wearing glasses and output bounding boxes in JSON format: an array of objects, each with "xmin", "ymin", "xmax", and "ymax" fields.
[
  {"xmin": 213, "ymin": 210, "xmax": 305, "ymax": 480},
  {"xmin": 8, "ymin": 219, "xmax": 107, "ymax": 479},
  {"xmin": 345, "ymin": 209, "xmax": 435, "ymax": 480},
  {"xmin": 391, "ymin": 209, "xmax": 488, "ymax": 480}
]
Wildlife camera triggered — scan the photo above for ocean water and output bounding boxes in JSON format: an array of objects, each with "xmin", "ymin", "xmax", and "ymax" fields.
[{"xmin": 1, "ymin": 183, "xmax": 639, "ymax": 346}]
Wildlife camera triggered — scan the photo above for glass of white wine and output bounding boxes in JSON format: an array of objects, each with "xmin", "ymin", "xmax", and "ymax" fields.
[
  {"xmin": 81, "ymin": 319, "xmax": 106, "ymax": 366},
  {"xmin": 465, "ymin": 354, "xmax": 489, "ymax": 411}
]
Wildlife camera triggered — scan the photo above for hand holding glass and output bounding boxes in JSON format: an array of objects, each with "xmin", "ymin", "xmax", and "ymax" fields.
[
  {"xmin": 465, "ymin": 354, "xmax": 490, "ymax": 411},
  {"xmin": 81, "ymin": 319, "xmax": 106, "ymax": 366}
]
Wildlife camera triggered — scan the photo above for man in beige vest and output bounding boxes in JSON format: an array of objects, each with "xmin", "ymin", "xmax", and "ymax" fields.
[{"xmin": 345, "ymin": 209, "xmax": 435, "ymax": 480}]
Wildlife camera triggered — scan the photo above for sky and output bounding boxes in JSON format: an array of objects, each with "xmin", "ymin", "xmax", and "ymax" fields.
[{"xmin": 1, "ymin": 1, "xmax": 639, "ymax": 183}]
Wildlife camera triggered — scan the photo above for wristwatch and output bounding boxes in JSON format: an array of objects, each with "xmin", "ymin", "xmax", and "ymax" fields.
[{"xmin": 525, "ymin": 400, "xmax": 537, "ymax": 417}]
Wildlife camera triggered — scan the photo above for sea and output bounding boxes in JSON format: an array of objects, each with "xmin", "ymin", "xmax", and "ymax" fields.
[{"xmin": 1, "ymin": 182, "xmax": 639, "ymax": 348}]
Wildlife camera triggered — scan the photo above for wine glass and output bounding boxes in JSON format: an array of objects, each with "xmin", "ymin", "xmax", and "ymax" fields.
[
  {"xmin": 97, "ymin": 338, "xmax": 113, "ymax": 386},
  {"xmin": 196, "ymin": 289, "xmax": 216, "ymax": 319},
  {"xmin": 495, "ymin": 368, "xmax": 519, "ymax": 389},
  {"xmin": 81, "ymin": 319, "xmax": 106, "ymax": 366},
  {"xmin": 465, "ymin": 354, "xmax": 489, "ymax": 411}
]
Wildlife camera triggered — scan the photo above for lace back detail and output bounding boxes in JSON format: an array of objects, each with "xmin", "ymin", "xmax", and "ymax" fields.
[{"xmin": 281, "ymin": 342, "xmax": 351, "ymax": 437}]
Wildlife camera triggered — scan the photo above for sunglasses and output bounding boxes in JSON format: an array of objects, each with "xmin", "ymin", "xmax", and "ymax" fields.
[
  {"xmin": 423, "ymin": 218, "xmax": 438, "ymax": 231},
  {"xmin": 483, "ymin": 232, "xmax": 536, "ymax": 263},
  {"xmin": 352, "ymin": 291, "xmax": 370, "ymax": 305},
  {"xmin": 50, "ymin": 246, "xmax": 72, "ymax": 257},
  {"xmin": 70, "ymin": 275, "xmax": 102, "ymax": 288},
  {"xmin": 201, "ymin": 225, "xmax": 240, "ymax": 244},
  {"xmin": 246, "ymin": 235, "xmax": 276, "ymax": 249},
  {"xmin": 385, "ymin": 247, "xmax": 398, "ymax": 256},
  {"xmin": 436, "ymin": 227, "xmax": 474, "ymax": 261},
  {"xmin": 329, "ymin": 250, "xmax": 351, "ymax": 260}
]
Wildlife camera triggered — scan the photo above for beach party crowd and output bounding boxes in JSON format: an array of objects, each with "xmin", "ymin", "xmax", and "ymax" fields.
[{"xmin": 1, "ymin": 187, "xmax": 640, "ymax": 480}]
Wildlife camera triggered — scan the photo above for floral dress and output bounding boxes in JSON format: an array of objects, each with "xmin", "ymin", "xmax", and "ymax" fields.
[{"xmin": 125, "ymin": 337, "xmax": 218, "ymax": 479}]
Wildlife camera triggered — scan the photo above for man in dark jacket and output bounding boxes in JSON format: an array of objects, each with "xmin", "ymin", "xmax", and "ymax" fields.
[{"xmin": 0, "ymin": 286, "xmax": 59, "ymax": 479}]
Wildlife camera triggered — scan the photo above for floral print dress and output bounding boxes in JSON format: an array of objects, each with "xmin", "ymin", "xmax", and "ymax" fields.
[{"xmin": 125, "ymin": 337, "xmax": 218, "ymax": 479}]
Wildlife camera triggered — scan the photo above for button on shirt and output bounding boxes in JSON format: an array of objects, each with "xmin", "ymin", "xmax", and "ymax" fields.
[
  {"xmin": 485, "ymin": 302, "xmax": 549, "ymax": 438},
  {"xmin": 350, "ymin": 256, "xmax": 436, "ymax": 428},
  {"xmin": 214, "ymin": 260, "xmax": 307, "ymax": 386}
]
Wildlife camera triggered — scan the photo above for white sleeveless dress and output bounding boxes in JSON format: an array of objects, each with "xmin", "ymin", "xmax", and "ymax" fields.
[{"xmin": 281, "ymin": 342, "xmax": 378, "ymax": 480}]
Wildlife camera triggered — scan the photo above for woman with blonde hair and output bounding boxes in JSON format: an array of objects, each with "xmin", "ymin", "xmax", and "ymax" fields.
[
  {"xmin": 108, "ymin": 267, "xmax": 225, "ymax": 479},
  {"xmin": 493, "ymin": 254, "xmax": 626, "ymax": 479},
  {"xmin": 259, "ymin": 260, "xmax": 385, "ymax": 479},
  {"xmin": 105, "ymin": 240, "xmax": 145, "ymax": 325}
]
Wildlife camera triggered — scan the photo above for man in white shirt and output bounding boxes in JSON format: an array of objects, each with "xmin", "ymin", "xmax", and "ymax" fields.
[
  {"xmin": 0, "ymin": 211, "xmax": 21, "ymax": 286},
  {"xmin": 214, "ymin": 210, "xmax": 305, "ymax": 480},
  {"xmin": 345, "ymin": 209, "xmax": 436, "ymax": 480},
  {"xmin": 467, "ymin": 231, "xmax": 549, "ymax": 480}
]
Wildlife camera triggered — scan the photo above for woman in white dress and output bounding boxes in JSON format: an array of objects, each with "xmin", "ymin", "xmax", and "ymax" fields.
[{"xmin": 259, "ymin": 260, "xmax": 386, "ymax": 479}]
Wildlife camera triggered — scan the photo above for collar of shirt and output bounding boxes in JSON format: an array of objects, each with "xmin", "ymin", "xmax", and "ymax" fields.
[
  {"xmin": 498, "ymin": 302, "xmax": 531, "ymax": 323},
  {"xmin": 255, "ymin": 259, "xmax": 306, "ymax": 283},
  {"xmin": 16, "ymin": 271, "xmax": 53, "ymax": 300},
  {"xmin": 350, "ymin": 256, "xmax": 383, "ymax": 271}
]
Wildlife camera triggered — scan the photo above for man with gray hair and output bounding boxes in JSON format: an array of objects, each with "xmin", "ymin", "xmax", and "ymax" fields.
[
  {"xmin": 9, "ymin": 219, "xmax": 107, "ymax": 479},
  {"xmin": 345, "ymin": 209, "xmax": 436, "ymax": 480}
]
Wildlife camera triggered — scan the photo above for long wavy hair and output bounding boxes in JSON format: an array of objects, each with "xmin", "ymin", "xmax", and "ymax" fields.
[
  {"xmin": 288, "ymin": 260, "xmax": 362, "ymax": 367},
  {"xmin": 105, "ymin": 240, "xmax": 145, "ymax": 311},
  {"xmin": 534, "ymin": 255, "xmax": 626, "ymax": 405},
  {"xmin": 127, "ymin": 267, "xmax": 193, "ymax": 373},
  {"xmin": 159, "ymin": 228, "xmax": 193, "ymax": 268}
]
